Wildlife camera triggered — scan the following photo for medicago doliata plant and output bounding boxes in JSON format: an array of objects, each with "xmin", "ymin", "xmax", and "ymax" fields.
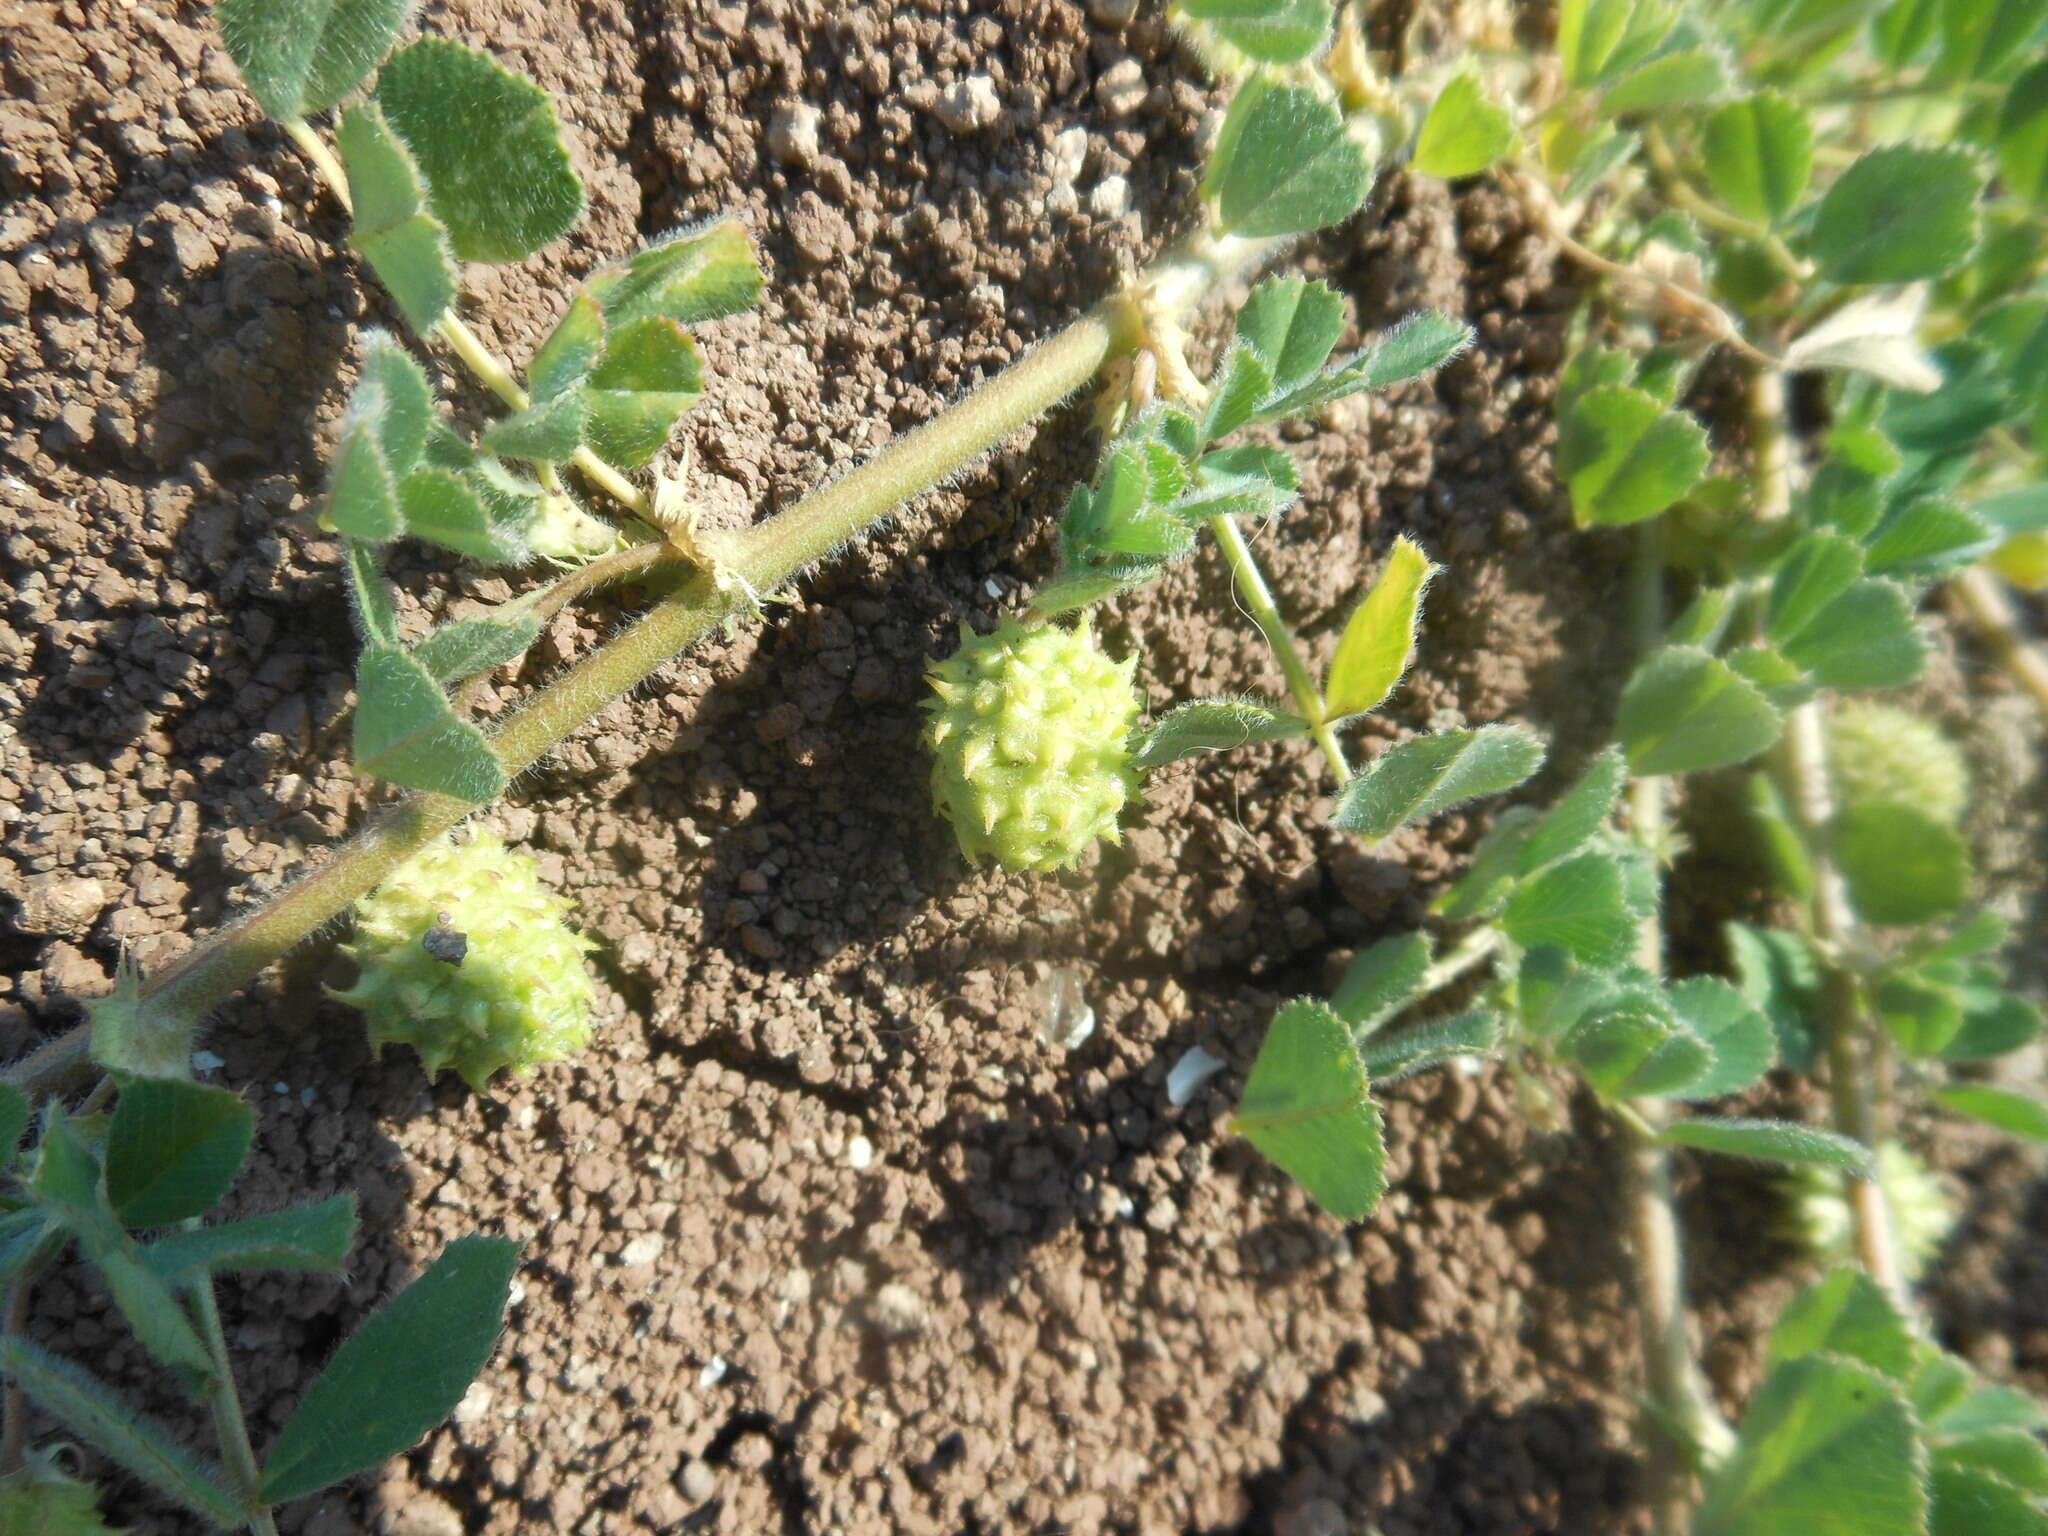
[{"xmin": 4, "ymin": 0, "xmax": 2047, "ymax": 1529}]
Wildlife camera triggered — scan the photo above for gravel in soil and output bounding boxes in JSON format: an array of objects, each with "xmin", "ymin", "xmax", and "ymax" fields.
[{"xmin": 3, "ymin": 1, "xmax": 2045, "ymax": 1533}]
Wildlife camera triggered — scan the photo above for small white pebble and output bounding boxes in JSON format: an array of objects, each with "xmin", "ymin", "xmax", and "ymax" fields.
[
  {"xmin": 299, "ymin": 1087, "xmax": 316, "ymax": 1107},
  {"xmin": 507, "ymin": 1280, "xmax": 528, "ymax": 1309},
  {"xmin": 190, "ymin": 1050, "xmax": 225, "ymax": 1073},
  {"xmin": 1094, "ymin": 59, "xmax": 1146, "ymax": 120},
  {"xmin": 272, "ymin": 1081, "xmax": 290, "ymax": 1095},
  {"xmin": 698, "ymin": 1355, "xmax": 728, "ymax": 1388},
  {"xmin": 983, "ymin": 577, "xmax": 1005, "ymax": 599},
  {"xmin": 1088, "ymin": 175, "xmax": 1131, "ymax": 219},
  {"xmin": 1166, "ymin": 1045, "xmax": 1226, "ymax": 1107},
  {"xmin": 767, "ymin": 102, "xmax": 821, "ymax": 166},
  {"xmin": 453, "ymin": 1381, "xmax": 492, "ymax": 1428},
  {"xmin": 846, "ymin": 1135, "xmax": 875, "ymax": 1170},
  {"xmin": 1048, "ymin": 125, "xmax": 1089, "ymax": 186},
  {"xmin": 934, "ymin": 74, "xmax": 1000, "ymax": 133},
  {"xmin": 619, "ymin": 1234, "xmax": 664, "ymax": 1267},
  {"xmin": 678, "ymin": 1458, "xmax": 718, "ymax": 1504},
  {"xmin": 868, "ymin": 1281, "xmax": 925, "ymax": 1337}
]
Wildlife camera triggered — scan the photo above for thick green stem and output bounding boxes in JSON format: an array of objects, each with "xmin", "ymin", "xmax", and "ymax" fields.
[
  {"xmin": 1208, "ymin": 514, "xmax": 1351, "ymax": 785},
  {"xmin": 10, "ymin": 305, "xmax": 1134, "ymax": 1095},
  {"xmin": 189, "ymin": 1277, "xmax": 277, "ymax": 1535}
]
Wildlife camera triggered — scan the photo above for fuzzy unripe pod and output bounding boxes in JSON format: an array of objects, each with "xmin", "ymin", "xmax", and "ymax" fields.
[
  {"xmin": 923, "ymin": 616, "xmax": 1141, "ymax": 873},
  {"xmin": 1825, "ymin": 702, "xmax": 1969, "ymax": 827},
  {"xmin": 329, "ymin": 833, "xmax": 597, "ymax": 1090}
]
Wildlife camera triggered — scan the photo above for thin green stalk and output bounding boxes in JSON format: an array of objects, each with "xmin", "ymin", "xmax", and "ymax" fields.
[
  {"xmin": 1618, "ymin": 518, "xmax": 1734, "ymax": 1517},
  {"xmin": 1750, "ymin": 371, "xmax": 1909, "ymax": 1309},
  {"xmin": 188, "ymin": 1277, "xmax": 277, "ymax": 1535},
  {"xmin": 1208, "ymin": 514, "xmax": 1351, "ymax": 785},
  {"xmin": 284, "ymin": 118, "xmax": 652, "ymax": 521}
]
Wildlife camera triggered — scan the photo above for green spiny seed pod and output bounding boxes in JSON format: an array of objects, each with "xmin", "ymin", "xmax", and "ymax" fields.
[
  {"xmin": 329, "ymin": 833, "xmax": 597, "ymax": 1091},
  {"xmin": 1826, "ymin": 702, "xmax": 1969, "ymax": 827},
  {"xmin": 1779, "ymin": 1139, "xmax": 1956, "ymax": 1282},
  {"xmin": 923, "ymin": 616, "xmax": 1141, "ymax": 873},
  {"xmin": 0, "ymin": 1455, "xmax": 120, "ymax": 1536}
]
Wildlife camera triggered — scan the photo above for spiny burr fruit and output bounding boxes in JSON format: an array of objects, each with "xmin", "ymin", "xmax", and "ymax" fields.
[
  {"xmin": 1825, "ymin": 701, "xmax": 1970, "ymax": 827},
  {"xmin": 329, "ymin": 833, "xmax": 597, "ymax": 1090},
  {"xmin": 0, "ymin": 1456, "xmax": 120, "ymax": 1536},
  {"xmin": 1780, "ymin": 1138, "xmax": 1956, "ymax": 1283},
  {"xmin": 923, "ymin": 616, "xmax": 1141, "ymax": 873}
]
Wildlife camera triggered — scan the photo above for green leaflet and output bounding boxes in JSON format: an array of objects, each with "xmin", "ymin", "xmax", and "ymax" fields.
[
  {"xmin": 1231, "ymin": 999, "xmax": 1387, "ymax": 1220},
  {"xmin": 1413, "ymin": 72, "xmax": 1515, "ymax": 180},
  {"xmin": 1330, "ymin": 725, "xmax": 1547, "ymax": 839},
  {"xmin": 336, "ymin": 103, "xmax": 458, "ymax": 336},
  {"xmin": 1325, "ymin": 536, "xmax": 1438, "ymax": 721},
  {"xmin": 1205, "ymin": 76, "xmax": 1373, "ymax": 238},
  {"xmin": 216, "ymin": 0, "xmax": 408, "ymax": 122},
  {"xmin": 376, "ymin": 39, "xmax": 585, "ymax": 264}
]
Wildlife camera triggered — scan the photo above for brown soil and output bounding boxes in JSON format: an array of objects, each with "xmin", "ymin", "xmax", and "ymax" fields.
[{"xmin": 2, "ymin": 1, "xmax": 2044, "ymax": 1534}]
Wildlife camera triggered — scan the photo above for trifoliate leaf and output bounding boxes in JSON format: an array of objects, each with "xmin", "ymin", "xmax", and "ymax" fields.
[
  {"xmin": 584, "ymin": 219, "xmax": 764, "ymax": 329},
  {"xmin": 412, "ymin": 613, "xmax": 543, "ymax": 688},
  {"xmin": 1503, "ymin": 852, "xmax": 1637, "ymax": 968},
  {"xmin": 1779, "ymin": 579, "xmax": 1927, "ymax": 691},
  {"xmin": 480, "ymin": 390, "xmax": 586, "ymax": 463},
  {"xmin": 528, "ymin": 293, "xmax": 606, "ymax": 401},
  {"xmin": 1667, "ymin": 976, "xmax": 1776, "ymax": 1098},
  {"xmin": 352, "ymin": 644, "xmax": 507, "ymax": 802},
  {"xmin": 399, "ymin": 469, "xmax": 531, "ymax": 564},
  {"xmin": 1695, "ymin": 1356, "xmax": 1926, "ymax": 1536},
  {"xmin": 1935, "ymin": 0, "xmax": 2048, "ymax": 82},
  {"xmin": 585, "ymin": 316, "xmax": 704, "ymax": 469},
  {"xmin": 1864, "ymin": 499, "xmax": 1997, "ymax": 575},
  {"xmin": 1557, "ymin": 0, "xmax": 1677, "ymax": 87},
  {"xmin": 1766, "ymin": 530, "xmax": 1865, "ymax": 647},
  {"xmin": 105, "ymin": 1078, "xmax": 254, "ymax": 1229},
  {"xmin": 1767, "ymin": 1268, "xmax": 1917, "ymax": 1380}
]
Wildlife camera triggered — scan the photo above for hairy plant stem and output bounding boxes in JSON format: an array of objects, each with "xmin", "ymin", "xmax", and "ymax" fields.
[
  {"xmin": 189, "ymin": 1277, "xmax": 277, "ymax": 1535},
  {"xmin": 1618, "ymin": 518, "xmax": 1734, "ymax": 1523},
  {"xmin": 1511, "ymin": 168, "xmax": 1780, "ymax": 370},
  {"xmin": 1208, "ymin": 514, "xmax": 1352, "ymax": 785},
  {"xmin": 12, "ymin": 226, "xmax": 1311, "ymax": 1095},
  {"xmin": 1749, "ymin": 371, "xmax": 1910, "ymax": 1308},
  {"xmin": 0, "ymin": 1262, "xmax": 40, "ymax": 1478},
  {"xmin": 281, "ymin": 118, "xmax": 652, "ymax": 521},
  {"xmin": 1949, "ymin": 566, "xmax": 2048, "ymax": 718}
]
